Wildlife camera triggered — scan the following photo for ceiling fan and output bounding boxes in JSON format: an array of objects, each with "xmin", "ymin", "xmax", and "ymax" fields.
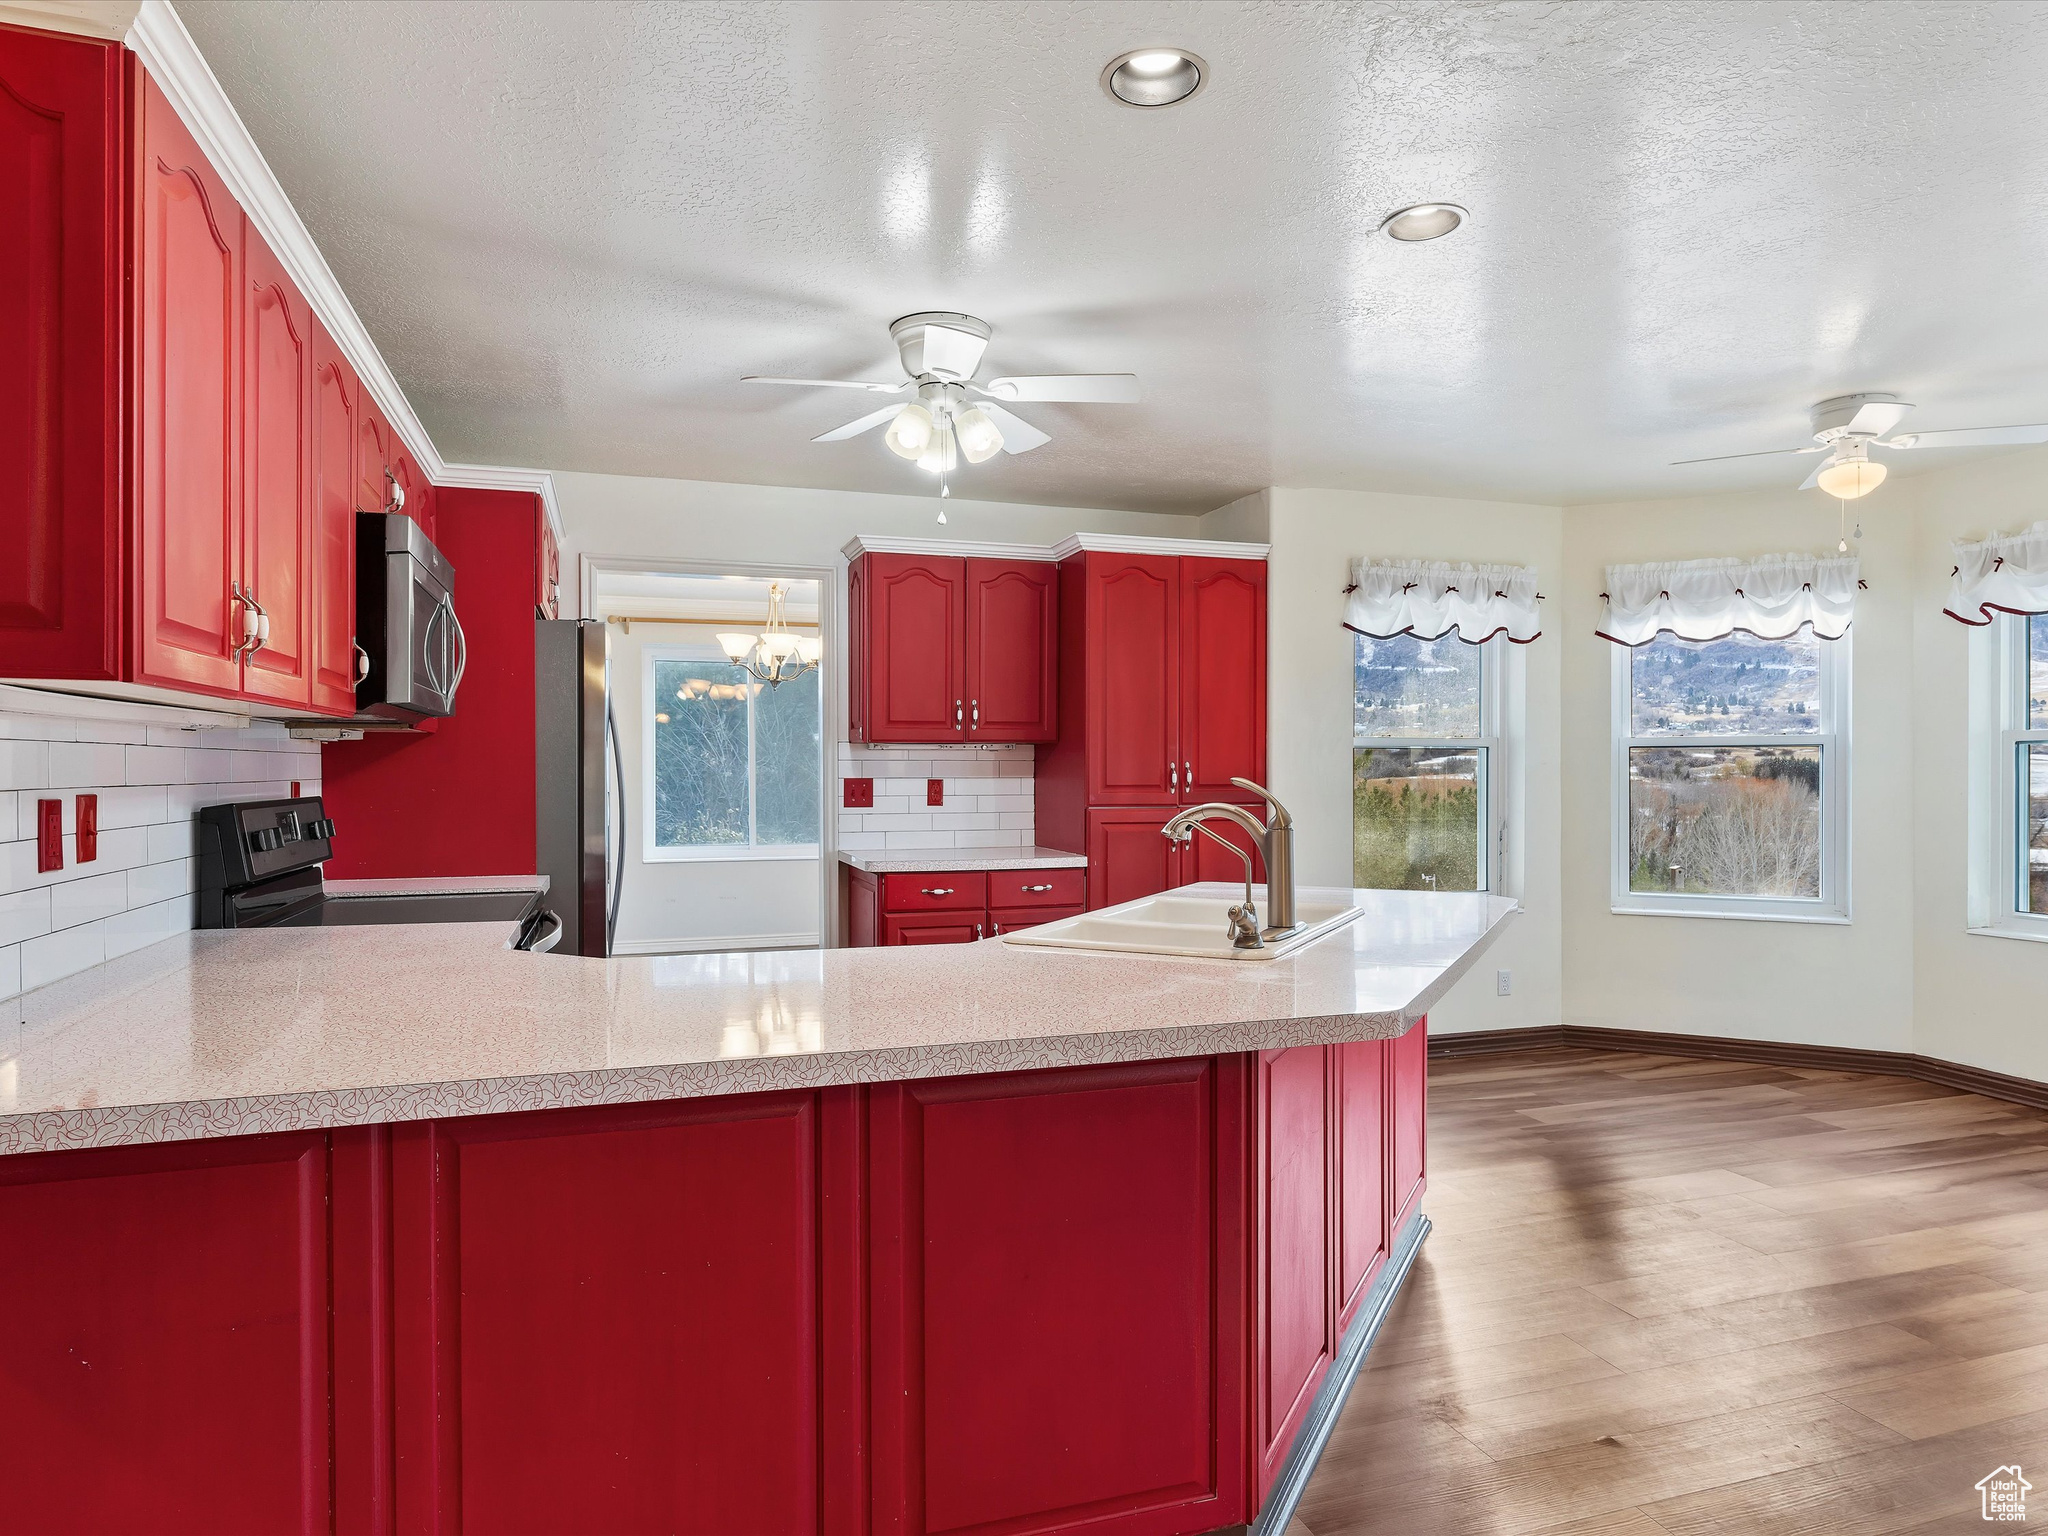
[
  {"xmin": 743, "ymin": 312, "xmax": 1139, "ymax": 517},
  {"xmin": 1674, "ymin": 393, "xmax": 2048, "ymax": 499}
]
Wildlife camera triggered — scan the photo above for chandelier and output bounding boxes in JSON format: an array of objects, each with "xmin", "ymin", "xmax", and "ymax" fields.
[{"xmin": 716, "ymin": 583, "xmax": 821, "ymax": 688}]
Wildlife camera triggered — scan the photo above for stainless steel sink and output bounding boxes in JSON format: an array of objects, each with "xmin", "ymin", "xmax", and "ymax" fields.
[{"xmin": 1001, "ymin": 889, "xmax": 1366, "ymax": 961}]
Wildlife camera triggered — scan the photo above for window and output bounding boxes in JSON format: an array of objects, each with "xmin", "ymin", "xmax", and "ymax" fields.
[
  {"xmin": 1971, "ymin": 612, "xmax": 2048, "ymax": 937},
  {"xmin": 1353, "ymin": 633, "xmax": 1502, "ymax": 891},
  {"xmin": 644, "ymin": 645, "xmax": 820, "ymax": 860},
  {"xmin": 1612, "ymin": 628, "xmax": 1850, "ymax": 920}
]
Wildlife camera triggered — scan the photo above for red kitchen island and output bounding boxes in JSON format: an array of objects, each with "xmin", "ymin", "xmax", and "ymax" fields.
[{"xmin": 0, "ymin": 887, "xmax": 1512, "ymax": 1535}]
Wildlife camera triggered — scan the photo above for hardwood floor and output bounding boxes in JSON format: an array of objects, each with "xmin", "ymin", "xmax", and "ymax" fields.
[{"xmin": 1292, "ymin": 1046, "xmax": 2048, "ymax": 1535}]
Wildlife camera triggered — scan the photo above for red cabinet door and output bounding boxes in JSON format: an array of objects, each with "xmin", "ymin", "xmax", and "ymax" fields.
[
  {"xmin": 867, "ymin": 1059, "xmax": 1249, "ymax": 1536},
  {"xmin": 1334, "ymin": 1039, "xmax": 1388, "ymax": 1335},
  {"xmin": 135, "ymin": 74, "xmax": 244, "ymax": 697},
  {"xmin": 882, "ymin": 910, "xmax": 985, "ymax": 945},
  {"xmin": 239, "ymin": 229, "xmax": 313, "ymax": 707},
  {"xmin": 1085, "ymin": 805, "xmax": 1184, "ymax": 910},
  {"xmin": 535, "ymin": 501, "xmax": 560, "ymax": 617},
  {"xmin": 987, "ymin": 903, "xmax": 1081, "ymax": 936},
  {"xmin": 855, "ymin": 553, "xmax": 966, "ymax": 743},
  {"xmin": 845, "ymin": 866, "xmax": 880, "ymax": 947},
  {"xmin": 1179, "ymin": 812, "xmax": 1267, "ymax": 888},
  {"xmin": 356, "ymin": 388, "xmax": 393, "ymax": 518},
  {"xmin": 309, "ymin": 321, "xmax": 359, "ymax": 714},
  {"xmin": 965, "ymin": 558, "xmax": 1057, "ymax": 742},
  {"xmin": 389, "ymin": 442, "xmax": 425, "ymax": 533},
  {"xmin": 389, "ymin": 1093, "xmax": 861, "ymax": 1535},
  {"xmin": 1179, "ymin": 557, "xmax": 1266, "ymax": 804},
  {"xmin": 0, "ymin": 29, "xmax": 123, "ymax": 681},
  {"xmin": 1390, "ymin": 1016, "xmax": 1428, "ymax": 1233},
  {"xmin": 0, "ymin": 1132, "xmax": 337, "ymax": 1533},
  {"xmin": 1256, "ymin": 1045, "xmax": 1333, "ymax": 1498},
  {"xmin": 1085, "ymin": 553, "xmax": 1180, "ymax": 803}
]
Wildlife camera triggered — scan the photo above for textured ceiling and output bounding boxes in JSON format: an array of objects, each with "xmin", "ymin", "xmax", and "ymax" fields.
[{"xmin": 179, "ymin": 0, "xmax": 2048, "ymax": 514}]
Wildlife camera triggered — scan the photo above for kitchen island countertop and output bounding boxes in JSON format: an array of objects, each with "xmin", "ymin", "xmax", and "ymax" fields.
[{"xmin": 0, "ymin": 886, "xmax": 1514, "ymax": 1155}]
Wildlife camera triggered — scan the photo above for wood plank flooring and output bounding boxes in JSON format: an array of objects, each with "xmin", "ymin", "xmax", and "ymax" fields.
[{"xmin": 1292, "ymin": 1046, "xmax": 2048, "ymax": 1535}]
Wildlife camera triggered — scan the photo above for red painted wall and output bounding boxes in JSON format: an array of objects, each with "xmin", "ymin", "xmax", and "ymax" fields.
[{"xmin": 320, "ymin": 487, "xmax": 540, "ymax": 876}]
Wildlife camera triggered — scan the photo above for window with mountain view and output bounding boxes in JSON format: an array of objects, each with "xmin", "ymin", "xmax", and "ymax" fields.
[
  {"xmin": 1353, "ymin": 633, "xmax": 1495, "ymax": 891},
  {"xmin": 1618, "ymin": 628, "xmax": 1845, "ymax": 912}
]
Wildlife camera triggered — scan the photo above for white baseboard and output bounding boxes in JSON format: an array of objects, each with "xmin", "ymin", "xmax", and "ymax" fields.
[{"xmin": 610, "ymin": 932, "xmax": 820, "ymax": 956}]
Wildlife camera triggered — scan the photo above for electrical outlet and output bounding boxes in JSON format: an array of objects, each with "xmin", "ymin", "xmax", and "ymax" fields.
[
  {"xmin": 842, "ymin": 777, "xmax": 874, "ymax": 809},
  {"xmin": 75, "ymin": 793, "xmax": 98, "ymax": 863},
  {"xmin": 37, "ymin": 799, "xmax": 63, "ymax": 873},
  {"xmin": 927, "ymin": 779, "xmax": 945, "ymax": 807},
  {"xmin": 1496, "ymin": 968, "xmax": 1512, "ymax": 996}
]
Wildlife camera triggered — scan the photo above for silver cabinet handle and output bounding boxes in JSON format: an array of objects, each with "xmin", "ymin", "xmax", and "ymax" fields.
[
  {"xmin": 921, "ymin": 887, "xmax": 955, "ymax": 897},
  {"xmin": 975, "ymin": 921, "xmax": 984, "ymax": 939},
  {"xmin": 1169, "ymin": 760, "xmax": 1179, "ymax": 792},
  {"xmin": 954, "ymin": 699, "xmax": 963, "ymax": 727},
  {"xmin": 353, "ymin": 641, "xmax": 370, "ymax": 683},
  {"xmin": 384, "ymin": 466, "xmax": 405, "ymax": 515},
  {"xmin": 1184, "ymin": 760, "xmax": 1192, "ymax": 790},
  {"xmin": 970, "ymin": 699, "xmax": 979, "ymax": 728},
  {"xmin": 231, "ymin": 580, "xmax": 265, "ymax": 655},
  {"xmin": 1022, "ymin": 883, "xmax": 1054, "ymax": 893}
]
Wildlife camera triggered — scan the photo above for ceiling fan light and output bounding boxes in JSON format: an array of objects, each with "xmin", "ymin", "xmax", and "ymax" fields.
[
  {"xmin": 917, "ymin": 422, "xmax": 959, "ymax": 475},
  {"xmin": 954, "ymin": 406, "xmax": 1004, "ymax": 464},
  {"xmin": 1816, "ymin": 457, "xmax": 1888, "ymax": 499},
  {"xmin": 884, "ymin": 402, "xmax": 935, "ymax": 460}
]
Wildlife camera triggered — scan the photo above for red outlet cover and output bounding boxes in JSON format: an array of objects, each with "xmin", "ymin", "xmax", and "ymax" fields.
[
  {"xmin": 843, "ymin": 777, "xmax": 874, "ymax": 808},
  {"xmin": 75, "ymin": 793, "xmax": 98, "ymax": 863},
  {"xmin": 37, "ymin": 799, "xmax": 63, "ymax": 873},
  {"xmin": 926, "ymin": 779, "xmax": 944, "ymax": 806}
]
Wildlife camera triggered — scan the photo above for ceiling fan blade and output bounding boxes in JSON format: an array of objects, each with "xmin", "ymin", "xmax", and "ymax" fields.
[
  {"xmin": 977, "ymin": 402, "xmax": 1051, "ymax": 454},
  {"xmin": 918, "ymin": 324, "xmax": 990, "ymax": 382},
  {"xmin": 1847, "ymin": 400, "xmax": 1913, "ymax": 436},
  {"xmin": 1890, "ymin": 424, "xmax": 2048, "ymax": 448},
  {"xmin": 1670, "ymin": 446, "xmax": 1823, "ymax": 465},
  {"xmin": 1798, "ymin": 460, "xmax": 1827, "ymax": 491},
  {"xmin": 983, "ymin": 374, "xmax": 1141, "ymax": 404},
  {"xmin": 743, "ymin": 376, "xmax": 905, "ymax": 392},
  {"xmin": 811, "ymin": 405, "xmax": 903, "ymax": 443}
]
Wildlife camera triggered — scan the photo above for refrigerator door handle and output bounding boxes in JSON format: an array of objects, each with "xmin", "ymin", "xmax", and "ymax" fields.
[{"xmin": 606, "ymin": 701, "xmax": 626, "ymax": 952}]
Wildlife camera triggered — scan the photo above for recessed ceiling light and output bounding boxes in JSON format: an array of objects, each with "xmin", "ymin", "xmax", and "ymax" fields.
[
  {"xmin": 1102, "ymin": 48, "xmax": 1206, "ymax": 108},
  {"xmin": 1381, "ymin": 203, "xmax": 1468, "ymax": 242}
]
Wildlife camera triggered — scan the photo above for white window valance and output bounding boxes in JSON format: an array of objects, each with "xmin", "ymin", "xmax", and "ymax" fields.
[
  {"xmin": 1342, "ymin": 559, "xmax": 1541, "ymax": 645},
  {"xmin": 1945, "ymin": 522, "xmax": 2048, "ymax": 625},
  {"xmin": 1596, "ymin": 553, "xmax": 1861, "ymax": 646}
]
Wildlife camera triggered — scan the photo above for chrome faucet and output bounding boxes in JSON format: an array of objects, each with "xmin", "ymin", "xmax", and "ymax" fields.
[{"xmin": 1161, "ymin": 777, "xmax": 1298, "ymax": 939}]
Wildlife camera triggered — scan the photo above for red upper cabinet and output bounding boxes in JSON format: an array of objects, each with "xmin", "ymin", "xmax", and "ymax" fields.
[
  {"xmin": 309, "ymin": 322, "xmax": 359, "ymax": 714},
  {"xmin": 1179, "ymin": 557, "xmax": 1267, "ymax": 801},
  {"xmin": 356, "ymin": 388, "xmax": 394, "ymax": 521},
  {"xmin": 851, "ymin": 552, "xmax": 967, "ymax": 744},
  {"xmin": 135, "ymin": 72, "xmax": 245, "ymax": 697},
  {"xmin": 239, "ymin": 230, "xmax": 314, "ymax": 708},
  {"xmin": 964, "ymin": 560, "xmax": 1057, "ymax": 742},
  {"xmin": 0, "ymin": 28, "xmax": 123, "ymax": 680},
  {"xmin": 535, "ymin": 504, "xmax": 560, "ymax": 618},
  {"xmin": 1086, "ymin": 553, "xmax": 1180, "ymax": 803}
]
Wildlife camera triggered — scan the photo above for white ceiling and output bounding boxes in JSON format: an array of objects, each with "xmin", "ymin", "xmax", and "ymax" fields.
[
  {"xmin": 591, "ymin": 570, "xmax": 820, "ymax": 624},
  {"xmin": 179, "ymin": 0, "xmax": 2048, "ymax": 514}
]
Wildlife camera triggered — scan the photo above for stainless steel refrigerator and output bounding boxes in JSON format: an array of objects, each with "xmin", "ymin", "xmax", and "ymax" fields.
[{"xmin": 534, "ymin": 619, "xmax": 623, "ymax": 956}]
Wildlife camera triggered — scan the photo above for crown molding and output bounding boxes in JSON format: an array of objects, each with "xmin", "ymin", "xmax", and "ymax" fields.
[
  {"xmin": 841, "ymin": 535, "xmax": 1058, "ymax": 563},
  {"xmin": 124, "ymin": 0, "xmax": 562, "ymax": 540},
  {"xmin": 440, "ymin": 462, "xmax": 564, "ymax": 541},
  {"xmin": 1048, "ymin": 533, "xmax": 1270, "ymax": 561},
  {"xmin": 0, "ymin": 0, "xmax": 138, "ymax": 39}
]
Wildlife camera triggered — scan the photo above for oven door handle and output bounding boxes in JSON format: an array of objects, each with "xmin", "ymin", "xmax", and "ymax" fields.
[{"xmin": 517, "ymin": 908, "xmax": 564, "ymax": 953}]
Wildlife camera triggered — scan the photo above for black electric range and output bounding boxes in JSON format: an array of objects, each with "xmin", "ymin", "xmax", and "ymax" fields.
[{"xmin": 196, "ymin": 796, "xmax": 561, "ymax": 950}]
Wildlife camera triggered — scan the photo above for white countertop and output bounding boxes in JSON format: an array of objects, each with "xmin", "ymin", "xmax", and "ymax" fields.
[
  {"xmin": 0, "ymin": 886, "xmax": 1515, "ymax": 1155},
  {"xmin": 323, "ymin": 874, "xmax": 551, "ymax": 896},
  {"xmin": 837, "ymin": 846, "xmax": 1088, "ymax": 873}
]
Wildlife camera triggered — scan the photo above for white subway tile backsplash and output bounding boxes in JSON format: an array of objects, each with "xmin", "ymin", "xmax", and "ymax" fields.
[
  {"xmin": 22, "ymin": 923, "xmax": 105, "ymax": 991},
  {"xmin": 838, "ymin": 743, "xmax": 1038, "ymax": 856},
  {"xmin": 0, "ymin": 709, "xmax": 318, "ymax": 1001}
]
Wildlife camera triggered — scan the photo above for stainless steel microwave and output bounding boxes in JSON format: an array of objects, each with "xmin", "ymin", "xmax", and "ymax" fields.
[{"xmin": 356, "ymin": 513, "xmax": 463, "ymax": 719}]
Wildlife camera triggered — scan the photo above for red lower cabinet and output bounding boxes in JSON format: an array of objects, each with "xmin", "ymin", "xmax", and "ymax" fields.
[
  {"xmin": 0, "ymin": 1033, "xmax": 1430, "ymax": 1532},
  {"xmin": 846, "ymin": 866, "xmax": 1085, "ymax": 946},
  {"xmin": 0, "ymin": 1132, "xmax": 337, "ymax": 1534},
  {"xmin": 868, "ymin": 1058, "xmax": 1249, "ymax": 1536},
  {"xmin": 884, "ymin": 910, "xmax": 985, "ymax": 945}
]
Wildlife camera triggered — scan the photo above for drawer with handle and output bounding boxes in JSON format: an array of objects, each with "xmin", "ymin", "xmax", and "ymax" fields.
[
  {"xmin": 988, "ymin": 904, "xmax": 1083, "ymax": 938},
  {"xmin": 879, "ymin": 871, "xmax": 989, "ymax": 913},
  {"xmin": 988, "ymin": 868, "xmax": 1085, "ymax": 909}
]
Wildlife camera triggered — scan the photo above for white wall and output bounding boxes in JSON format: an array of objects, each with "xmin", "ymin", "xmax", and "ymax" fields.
[
  {"xmin": 1909, "ymin": 446, "xmax": 2048, "ymax": 1081},
  {"xmin": 0, "ymin": 705, "xmax": 321, "ymax": 999},
  {"xmin": 1253, "ymin": 487, "xmax": 1566, "ymax": 1037},
  {"xmin": 1557, "ymin": 489, "xmax": 1921, "ymax": 1053}
]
